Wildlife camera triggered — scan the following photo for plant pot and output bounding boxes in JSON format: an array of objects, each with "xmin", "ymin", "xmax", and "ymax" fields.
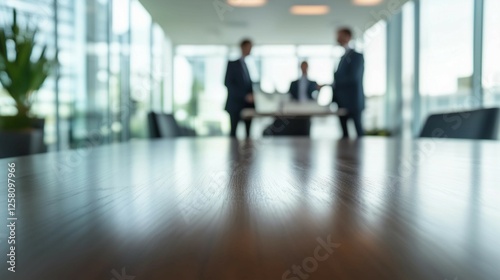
[
  {"xmin": 0, "ymin": 117, "xmax": 47, "ymax": 158},
  {"xmin": 0, "ymin": 129, "xmax": 46, "ymax": 158}
]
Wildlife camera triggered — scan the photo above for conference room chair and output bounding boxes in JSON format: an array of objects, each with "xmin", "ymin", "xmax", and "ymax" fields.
[
  {"xmin": 419, "ymin": 107, "xmax": 500, "ymax": 140},
  {"xmin": 147, "ymin": 112, "xmax": 196, "ymax": 138}
]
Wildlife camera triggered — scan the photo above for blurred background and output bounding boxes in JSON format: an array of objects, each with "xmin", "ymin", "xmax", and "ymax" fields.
[{"xmin": 0, "ymin": 0, "xmax": 499, "ymax": 152}]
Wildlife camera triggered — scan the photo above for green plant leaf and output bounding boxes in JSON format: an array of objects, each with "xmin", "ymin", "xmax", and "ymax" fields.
[
  {"xmin": 30, "ymin": 46, "xmax": 49, "ymax": 92},
  {"xmin": 0, "ymin": 9, "xmax": 56, "ymax": 124},
  {"xmin": 12, "ymin": 10, "xmax": 19, "ymax": 36},
  {"xmin": 0, "ymin": 29, "xmax": 7, "ymax": 63}
]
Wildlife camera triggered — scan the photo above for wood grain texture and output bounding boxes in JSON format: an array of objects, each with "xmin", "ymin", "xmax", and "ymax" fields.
[{"xmin": 1, "ymin": 137, "xmax": 500, "ymax": 280}]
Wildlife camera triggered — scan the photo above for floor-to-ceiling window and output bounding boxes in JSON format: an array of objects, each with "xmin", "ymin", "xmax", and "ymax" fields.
[
  {"xmin": 0, "ymin": 0, "xmax": 173, "ymax": 150},
  {"xmin": 254, "ymin": 45, "xmax": 298, "ymax": 94},
  {"xmin": 109, "ymin": 0, "xmax": 131, "ymax": 143},
  {"xmin": 174, "ymin": 46, "xmax": 229, "ymax": 135},
  {"xmin": 57, "ymin": 0, "xmax": 84, "ymax": 150},
  {"xmin": 402, "ymin": 1, "xmax": 415, "ymax": 138},
  {"xmin": 129, "ymin": 0, "xmax": 152, "ymax": 139},
  {"xmin": 151, "ymin": 23, "xmax": 166, "ymax": 112},
  {"xmin": 363, "ymin": 20, "xmax": 387, "ymax": 132},
  {"xmin": 420, "ymin": 0, "xmax": 474, "ymax": 121},
  {"xmin": 79, "ymin": 0, "xmax": 111, "ymax": 148},
  {"xmin": 483, "ymin": 0, "xmax": 500, "ymax": 108}
]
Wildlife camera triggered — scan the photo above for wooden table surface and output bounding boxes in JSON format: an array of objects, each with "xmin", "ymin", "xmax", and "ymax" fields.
[{"xmin": 1, "ymin": 137, "xmax": 500, "ymax": 280}]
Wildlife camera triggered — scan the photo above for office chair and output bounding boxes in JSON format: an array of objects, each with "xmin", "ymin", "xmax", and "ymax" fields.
[
  {"xmin": 419, "ymin": 108, "xmax": 500, "ymax": 140},
  {"xmin": 148, "ymin": 112, "xmax": 197, "ymax": 138},
  {"xmin": 148, "ymin": 112, "xmax": 188, "ymax": 138}
]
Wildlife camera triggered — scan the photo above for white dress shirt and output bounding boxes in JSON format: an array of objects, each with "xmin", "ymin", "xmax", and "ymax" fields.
[
  {"xmin": 337, "ymin": 46, "xmax": 352, "ymax": 71},
  {"xmin": 333, "ymin": 46, "xmax": 352, "ymax": 88},
  {"xmin": 298, "ymin": 75, "xmax": 308, "ymax": 102},
  {"xmin": 240, "ymin": 58, "xmax": 251, "ymax": 84}
]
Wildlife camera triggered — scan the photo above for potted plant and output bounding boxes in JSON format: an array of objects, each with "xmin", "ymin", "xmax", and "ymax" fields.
[{"xmin": 0, "ymin": 9, "xmax": 57, "ymax": 158}]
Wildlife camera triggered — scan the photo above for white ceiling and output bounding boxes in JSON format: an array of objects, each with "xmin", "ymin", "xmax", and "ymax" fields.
[{"xmin": 139, "ymin": 0, "xmax": 407, "ymax": 45}]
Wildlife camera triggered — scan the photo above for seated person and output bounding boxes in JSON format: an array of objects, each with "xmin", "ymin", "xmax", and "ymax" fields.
[
  {"xmin": 289, "ymin": 61, "xmax": 322, "ymax": 102},
  {"xmin": 264, "ymin": 61, "xmax": 322, "ymax": 136}
]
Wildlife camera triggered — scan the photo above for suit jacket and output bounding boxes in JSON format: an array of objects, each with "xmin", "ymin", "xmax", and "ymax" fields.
[
  {"xmin": 289, "ymin": 78, "xmax": 318, "ymax": 101},
  {"xmin": 333, "ymin": 49, "xmax": 365, "ymax": 114},
  {"xmin": 224, "ymin": 59, "xmax": 254, "ymax": 113}
]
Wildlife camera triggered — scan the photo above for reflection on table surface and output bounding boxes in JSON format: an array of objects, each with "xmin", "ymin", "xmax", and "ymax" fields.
[{"xmin": 0, "ymin": 137, "xmax": 499, "ymax": 279}]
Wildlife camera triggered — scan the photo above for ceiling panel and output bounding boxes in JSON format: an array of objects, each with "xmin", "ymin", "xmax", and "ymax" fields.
[{"xmin": 139, "ymin": 0, "xmax": 408, "ymax": 45}]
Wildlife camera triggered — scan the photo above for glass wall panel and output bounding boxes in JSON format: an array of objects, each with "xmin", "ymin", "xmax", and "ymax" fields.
[
  {"xmin": 58, "ymin": 0, "xmax": 84, "ymax": 150},
  {"xmin": 363, "ymin": 20, "xmax": 387, "ymax": 131},
  {"xmin": 151, "ymin": 23, "xmax": 165, "ymax": 112},
  {"xmin": 174, "ymin": 46, "xmax": 229, "ymax": 136},
  {"xmin": 0, "ymin": 0, "xmax": 172, "ymax": 152},
  {"xmin": 420, "ymin": 0, "xmax": 474, "ymax": 120},
  {"xmin": 129, "ymin": 0, "xmax": 152, "ymax": 138},
  {"xmin": 483, "ymin": 0, "xmax": 500, "ymax": 107},
  {"xmin": 74, "ymin": 0, "xmax": 111, "ymax": 148},
  {"xmin": 402, "ymin": 1, "xmax": 415, "ymax": 138},
  {"xmin": 109, "ymin": 0, "xmax": 131, "ymax": 143},
  {"xmin": 163, "ymin": 36, "xmax": 174, "ymax": 113},
  {"xmin": 252, "ymin": 45, "xmax": 297, "ymax": 94}
]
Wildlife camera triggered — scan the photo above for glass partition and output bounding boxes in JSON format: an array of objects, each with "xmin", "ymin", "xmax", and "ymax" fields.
[
  {"xmin": 420, "ymin": 0, "xmax": 474, "ymax": 120},
  {"xmin": 483, "ymin": 0, "xmax": 500, "ymax": 108},
  {"xmin": 0, "ymin": 0, "xmax": 173, "ymax": 150},
  {"xmin": 402, "ymin": 1, "xmax": 415, "ymax": 138},
  {"xmin": 363, "ymin": 20, "xmax": 387, "ymax": 131}
]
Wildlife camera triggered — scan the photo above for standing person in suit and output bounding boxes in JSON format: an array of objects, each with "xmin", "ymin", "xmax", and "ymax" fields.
[
  {"xmin": 224, "ymin": 39, "xmax": 255, "ymax": 138},
  {"xmin": 333, "ymin": 28, "xmax": 365, "ymax": 138},
  {"xmin": 289, "ymin": 61, "xmax": 322, "ymax": 102}
]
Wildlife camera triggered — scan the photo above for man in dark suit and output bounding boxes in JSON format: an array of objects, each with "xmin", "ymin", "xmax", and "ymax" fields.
[
  {"xmin": 289, "ymin": 61, "xmax": 321, "ymax": 102},
  {"xmin": 224, "ymin": 39, "xmax": 255, "ymax": 138},
  {"xmin": 333, "ymin": 28, "xmax": 365, "ymax": 138}
]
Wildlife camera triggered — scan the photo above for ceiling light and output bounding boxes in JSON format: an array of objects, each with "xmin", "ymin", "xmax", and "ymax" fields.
[
  {"xmin": 290, "ymin": 5, "xmax": 330, "ymax": 15},
  {"xmin": 227, "ymin": 0, "xmax": 267, "ymax": 7},
  {"xmin": 352, "ymin": 0, "xmax": 383, "ymax": 6}
]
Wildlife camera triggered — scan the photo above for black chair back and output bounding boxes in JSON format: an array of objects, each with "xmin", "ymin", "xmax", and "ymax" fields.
[
  {"xmin": 419, "ymin": 108, "xmax": 500, "ymax": 140},
  {"xmin": 148, "ymin": 112, "xmax": 181, "ymax": 138}
]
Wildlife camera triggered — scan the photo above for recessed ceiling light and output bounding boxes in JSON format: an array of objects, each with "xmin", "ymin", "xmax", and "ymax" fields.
[
  {"xmin": 227, "ymin": 0, "xmax": 267, "ymax": 7},
  {"xmin": 290, "ymin": 5, "xmax": 330, "ymax": 15},
  {"xmin": 353, "ymin": 0, "xmax": 383, "ymax": 6}
]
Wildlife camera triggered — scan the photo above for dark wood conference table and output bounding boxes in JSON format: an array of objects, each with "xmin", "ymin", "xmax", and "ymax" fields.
[
  {"xmin": 1, "ymin": 137, "xmax": 500, "ymax": 279},
  {"xmin": 240, "ymin": 108, "xmax": 348, "ymax": 120}
]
